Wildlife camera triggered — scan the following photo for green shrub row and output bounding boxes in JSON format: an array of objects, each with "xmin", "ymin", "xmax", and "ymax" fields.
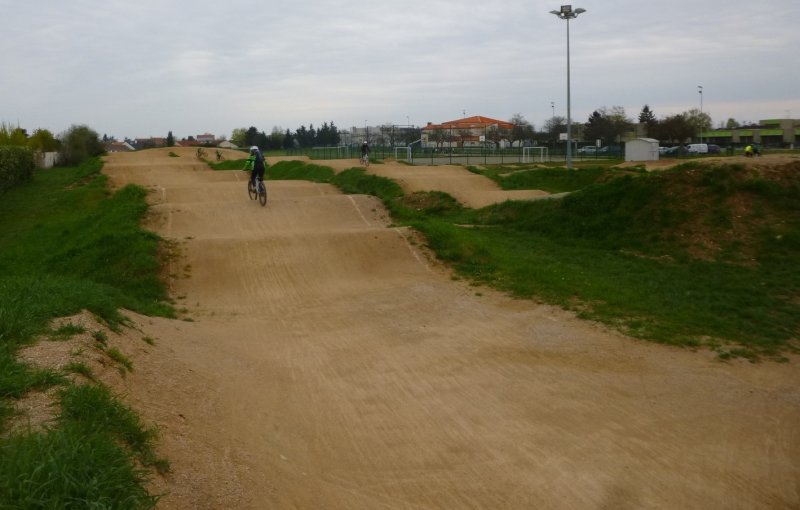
[{"xmin": 0, "ymin": 146, "xmax": 34, "ymax": 195}]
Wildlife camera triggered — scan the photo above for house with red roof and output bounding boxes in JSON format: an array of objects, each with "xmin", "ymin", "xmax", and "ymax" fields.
[{"xmin": 421, "ymin": 116, "xmax": 514, "ymax": 149}]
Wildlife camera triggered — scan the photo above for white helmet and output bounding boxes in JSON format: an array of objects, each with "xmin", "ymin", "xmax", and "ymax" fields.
[{"xmin": 250, "ymin": 146, "xmax": 258, "ymax": 152}]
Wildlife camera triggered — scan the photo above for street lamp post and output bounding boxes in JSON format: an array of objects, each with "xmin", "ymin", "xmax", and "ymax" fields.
[
  {"xmin": 550, "ymin": 5, "xmax": 586, "ymax": 170},
  {"xmin": 698, "ymin": 85, "xmax": 703, "ymax": 144}
]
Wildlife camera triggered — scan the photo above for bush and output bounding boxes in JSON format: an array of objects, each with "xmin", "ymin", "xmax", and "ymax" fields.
[
  {"xmin": 0, "ymin": 146, "xmax": 34, "ymax": 194},
  {"xmin": 59, "ymin": 125, "xmax": 105, "ymax": 166}
]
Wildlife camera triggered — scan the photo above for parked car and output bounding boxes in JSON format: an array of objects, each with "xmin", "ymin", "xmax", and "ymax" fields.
[
  {"xmin": 686, "ymin": 143, "xmax": 709, "ymax": 154},
  {"xmin": 660, "ymin": 146, "xmax": 686, "ymax": 156},
  {"xmin": 598, "ymin": 146, "xmax": 623, "ymax": 156},
  {"xmin": 707, "ymin": 144, "xmax": 721, "ymax": 154},
  {"xmin": 576, "ymin": 146, "xmax": 598, "ymax": 154}
]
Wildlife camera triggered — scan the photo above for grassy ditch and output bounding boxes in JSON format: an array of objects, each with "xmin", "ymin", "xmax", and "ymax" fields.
[
  {"xmin": 0, "ymin": 158, "xmax": 172, "ymax": 507},
  {"xmin": 264, "ymin": 159, "xmax": 800, "ymax": 361}
]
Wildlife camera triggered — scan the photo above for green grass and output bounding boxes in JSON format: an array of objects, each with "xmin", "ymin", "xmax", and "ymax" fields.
[
  {"xmin": 0, "ymin": 384, "xmax": 164, "ymax": 509},
  {"xmin": 0, "ymin": 160, "xmax": 174, "ymax": 335},
  {"xmin": 63, "ymin": 361, "xmax": 95, "ymax": 381},
  {"xmin": 468, "ymin": 164, "xmax": 619, "ymax": 193},
  {"xmin": 0, "ymin": 158, "xmax": 173, "ymax": 505},
  {"xmin": 268, "ymin": 160, "xmax": 335, "ymax": 182},
  {"xmin": 332, "ymin": 167, "xmax": 403, "ymax": 200},
  {"xmin": 208, "ymin": 158, "xmax": 246, "ymax": 171},
  {"xmin": 271, "ymin": 159, "xmax": 800, "ymax": 360},
  {"xmin": 51, "ymin": 323, "xmax": 86, "ymax": 340},
  {"xmin": 0, "ymin": 423, "xmax": 158, "ymax": 509},
  {"xmin": 106, "ymin": 346, "xmax": 134, "ymax": 372}
]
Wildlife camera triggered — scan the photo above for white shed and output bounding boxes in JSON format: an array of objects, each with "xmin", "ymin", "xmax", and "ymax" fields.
[{"xmin": 625, "ymin": 138, "xmax": 659, "ymax": 162}]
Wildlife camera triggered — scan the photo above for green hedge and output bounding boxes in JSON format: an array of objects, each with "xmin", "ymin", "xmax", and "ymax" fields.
[{"xmin": 0, "ymin": 146, "xmax": 35, "ymax": 194}]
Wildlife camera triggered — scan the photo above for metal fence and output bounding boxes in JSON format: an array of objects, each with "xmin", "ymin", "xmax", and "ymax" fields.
[{"xmin": 289, "ymin": 144, "xmax": 627, "ymax": 166}]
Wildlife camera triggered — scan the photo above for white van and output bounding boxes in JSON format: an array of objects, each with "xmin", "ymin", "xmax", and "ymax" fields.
[{"xmin": 687, "ymin": 143, "xmax": 708, "ymax": 154}]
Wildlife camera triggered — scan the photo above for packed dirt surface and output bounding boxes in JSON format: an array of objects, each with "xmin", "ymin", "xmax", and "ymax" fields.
[
  {"xmin": 615, "ymin": 152, "xmax": 800, "ymax": 172},
  {"xmin": 307, "ymin": 157, "xmax": 551, "ymax": 208},
  {"xmin": 98, "ymin": 147, "xmax": 800, "ymax": 509}
]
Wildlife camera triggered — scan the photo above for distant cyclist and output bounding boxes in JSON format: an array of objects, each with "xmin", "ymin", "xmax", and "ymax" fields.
[
  {"xmin": 243, "ymin": 146, "xmax": 265, "ymax": 188},
  {"xmin": 360, "ymin": 140, "xmax": 370, "ymax": 165}
]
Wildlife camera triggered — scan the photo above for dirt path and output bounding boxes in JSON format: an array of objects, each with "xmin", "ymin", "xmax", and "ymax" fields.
[{"xmin": 102, "ymin": 147, "xmax": 800, "ymax": 509}]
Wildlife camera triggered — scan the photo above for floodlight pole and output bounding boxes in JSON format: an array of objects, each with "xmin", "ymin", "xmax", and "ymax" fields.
[
  {"xmin": 550, "ymin": 5, "xmax": 586, "ymax": 170},
  {"xmin": 698, "ymin": 85, "xmax": 703, "ymax": 144}
]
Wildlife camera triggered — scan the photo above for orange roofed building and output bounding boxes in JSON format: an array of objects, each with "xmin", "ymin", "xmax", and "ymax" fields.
[{"xmin": 421, "ymin": 116, "xmax": 515, "ymax": 149}]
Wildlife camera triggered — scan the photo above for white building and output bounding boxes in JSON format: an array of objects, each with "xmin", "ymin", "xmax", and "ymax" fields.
[{"xmin": 625, "ymin": 138, "xmax": 659, "ymax": 162}]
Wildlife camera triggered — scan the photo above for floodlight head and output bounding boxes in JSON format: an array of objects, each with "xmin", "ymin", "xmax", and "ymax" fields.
[
  {"xmin": 574, "ymin": 8, "xmax": 586, "ymax": 14},
  {"xmin": 550, "ymin": 9, "xmax": 561, "ymax": 15},
  {"xmin": 560, "ymin": 5, "xmax": 572, "ymax": 14}
]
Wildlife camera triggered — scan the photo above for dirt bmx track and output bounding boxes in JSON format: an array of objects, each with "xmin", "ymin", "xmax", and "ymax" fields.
[{"xmin": 102, "ymin": 147, "xmax": 800, "ymax": 509}]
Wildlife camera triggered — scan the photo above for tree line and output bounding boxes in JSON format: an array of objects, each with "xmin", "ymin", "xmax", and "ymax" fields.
[
  {"xmin": 229, "ymin": 122, "xmax": 344, "ymax": 150},
  {"xmin": 0, "ymin": 123, "xmax": 105, "ymax": 166},
  {"xmin": 529, "ymin": 105, "xmax": 716, "ymax": 147},
  {"xmin": 231, "ymin": 105, "xmax": 726, "ymax": 152}
]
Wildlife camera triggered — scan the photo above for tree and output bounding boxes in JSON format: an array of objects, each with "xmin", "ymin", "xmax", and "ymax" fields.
[
  {"xmin": 510, "ymin": 114, "xmax": 534, "ymax": 147},
  {"xmin": 283, "ymin": 129, "xmax": 294, "ymax": 150},
  {"xmin": 0, "ymin": 123, "xmax": 28, "ymax": 146},
  {"xmin": 583, "ymin": 110, "xmax": 605, "ymax": 143},
  {"xmin": 401, "ymin": 126, "xmax": 420, "ymax": 146},
  {"xmin": 295, "ymin": 125, "xmax": 310, "ymax": 148},
  {"xmin": 684, "ymin": 108, "xmax": 712, "ymax": 140},
  {"xmin": 244, "ymin": 126, "xmax": 260, "ymax": 148},
  {"xmin": 638, "ymin": 104, "xmax": 656, "ymax": 125},
  {"xmin": 457, "ymin": 128, "xmax": 471, "ymax": 148},
  {"xmin": 543, "ymin": 115, "xmax": 566, "ymax": 143},
  {"xmin": 267, "ymin": 127, "xmax": 285, "ymax": 150},
  {"xmin": 257, "ymin": 131, "xmax": 268, "ymax": 150},
  {"xmin": 230, "ymin": 128, "xmax": 247, "ymax": 147},
  {"xmin": 308, "ymin": 124, "xmax": 316, "ymax": 147},
  {"xmin": 59, "ymin": 124, "xmax": 104, "ymax": 165},
  {"xmin": 28, "ymin": 128, "xmax": 60, "ymax": 152},
  {"xmin": 430, "ymin": 127, "xmax": 446, "ymax": 149},
  {"xmin": 725, "ymin": 118, "xmax": 741, "ymax": 129},
  {"xmin": 649, "ymin": 114, "xmax": 694, "ymax": 144},
  {"xmin": 315, "ymin": 121, "xmax": 341, "ymax": 146},
  {"xmin": 167, "ymin": 131, "xmax": 175, "ymax": 147},
  {"xmin": 485, "ymin": 125, "xmax": 501, "ymax": 149},
  {"xmin": 584, "ymin": 106, "xmax": 632, "ymax": 144}
]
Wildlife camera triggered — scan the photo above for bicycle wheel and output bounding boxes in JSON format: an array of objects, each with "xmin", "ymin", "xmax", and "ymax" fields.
[
  {"xmin": 248, "ymin": 181, "xmax": 257, "ymax": 200},
  {"xmin": 258, "ymin": 181, "xmax": 267, "ymax": 206}
]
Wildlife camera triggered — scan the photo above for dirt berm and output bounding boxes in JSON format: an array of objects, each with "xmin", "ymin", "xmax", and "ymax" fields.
[{"xmin": 101, "ymin": 148, "xmax": 799, "ymax": 509}]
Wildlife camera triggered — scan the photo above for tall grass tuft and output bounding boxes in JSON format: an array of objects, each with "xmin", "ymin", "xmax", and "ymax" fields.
[{"xmin": 0, "ymin": 423, "xmax": 158, "ymax": 509}]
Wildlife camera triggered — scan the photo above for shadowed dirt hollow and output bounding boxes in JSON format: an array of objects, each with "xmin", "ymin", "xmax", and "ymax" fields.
[{"xmin": 102, "ymin": 147, "xmax": 800, "ymax": 509}]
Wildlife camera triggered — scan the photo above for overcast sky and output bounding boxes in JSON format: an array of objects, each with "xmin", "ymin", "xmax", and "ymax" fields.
[{"xmin": 2, "ymin": 0, "xmax": 798, "ymax": 140}]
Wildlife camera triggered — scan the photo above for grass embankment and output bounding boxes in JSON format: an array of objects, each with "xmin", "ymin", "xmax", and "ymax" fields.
[
  {"xmin": 0, "ymin": 158, "xmax": 172, "ymax": 508},
  {"xmin": 257, "ymin": 160, "xmax": 800, "ymax": 360}
]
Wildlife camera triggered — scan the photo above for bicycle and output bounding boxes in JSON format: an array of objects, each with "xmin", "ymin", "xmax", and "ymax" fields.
[
  {"xmin": 360, "ymin": 153, "xmax": 370, "ymax": 167},
  {"xmin": 248, "ymin": 178, "xmax": 267, "ymax": 206}
]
